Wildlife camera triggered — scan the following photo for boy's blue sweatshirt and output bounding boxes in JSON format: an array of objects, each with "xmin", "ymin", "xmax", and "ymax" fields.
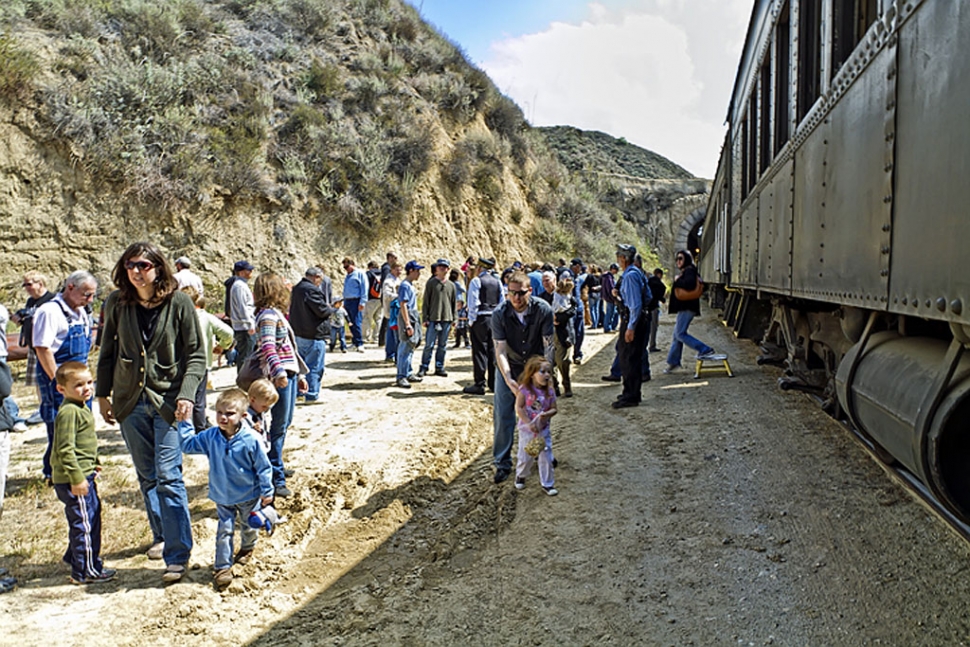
[{"xmin": 178, "ymin": 421, "xmax": 274, "ymax": 505}]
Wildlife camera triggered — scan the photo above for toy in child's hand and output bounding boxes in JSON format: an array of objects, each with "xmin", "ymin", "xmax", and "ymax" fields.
[
  {"xmin": 248, "ymin": 505, "xmax": 281, "ymax": 535},
  {"xmin": 524, "ymin": 434, "xmax": 544, "ymax": 458}
]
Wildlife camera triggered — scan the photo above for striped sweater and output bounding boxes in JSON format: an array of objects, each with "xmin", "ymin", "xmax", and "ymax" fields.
[{"xmin": 256, "ymin": 308, "xmax": 299, "ymax": 379}]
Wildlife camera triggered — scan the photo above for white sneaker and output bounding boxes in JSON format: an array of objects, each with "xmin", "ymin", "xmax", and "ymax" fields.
[
  {"xmin": 543, "ymin": 486, "xmax": 559, "ymax": 496},
  {"xmin": 12, "ymin": 421, "xmax": 27, "ymax": 433},
  {"xmin": 696, "ymin": 350, "xmax": 718, "ymax": 361}
]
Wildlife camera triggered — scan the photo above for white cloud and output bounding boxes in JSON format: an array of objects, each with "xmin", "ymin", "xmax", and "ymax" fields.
[{"xmin": 481, "ymin": 0, "xmax": 750, "ymax": 178}]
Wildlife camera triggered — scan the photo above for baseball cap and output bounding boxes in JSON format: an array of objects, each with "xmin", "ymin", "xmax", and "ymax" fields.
[
  {"xmin": 477, "ymin": 257, "xmax": 496, "ymax": 269},
  {"xmin": 570, "ymin": 257, "xmax": 583, "ymax": 266},
  {"xmin": 405, "ymin": 260, "xmax": 425, "ymax": 272},
  {"xmin": 234, "ymin": 260, "xmax": 254, "ymax": 272},
  {"xmin": 615, "ymin": 244, "xmax": 636, "ymax": 259},
  {"xmin": 435, "ymin": 258, "xmax": 451, "ymax": 268},
  {"xmin": 174, "ymin": 256, "xmax": 191, "ymax": 267}
]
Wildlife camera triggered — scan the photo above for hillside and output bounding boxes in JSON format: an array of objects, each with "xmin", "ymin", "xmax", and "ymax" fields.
[
  {"xmin": 538, "ymin": 125, "xmax": 694, "ymax": 181},
  {"xmin": 0, "ymin": 0, "xmax": 650, "ymax": 291}
]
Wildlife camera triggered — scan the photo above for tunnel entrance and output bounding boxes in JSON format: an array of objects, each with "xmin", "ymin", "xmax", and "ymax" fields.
[{"xmin": 688, "ymin": 221, "xmax": 703, "ymax": 263}]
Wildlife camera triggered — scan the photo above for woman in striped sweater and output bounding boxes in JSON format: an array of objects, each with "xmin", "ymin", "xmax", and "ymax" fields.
[{"xmin": 252, "ymin": 273, "xmax": 307, "ymax": 498}]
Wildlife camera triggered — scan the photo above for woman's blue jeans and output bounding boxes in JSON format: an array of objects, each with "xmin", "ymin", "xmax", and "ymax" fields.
[
  {"xmin": 120, "ymin": 396, "xmax": 193, "ymax": 566},
  {"xmin": 666, "ymin": 310, "xmax": 713, "ymax": 367},
  {"xmin": 269, "ymin": 377, "xmax": 298, "ymax": 487}
]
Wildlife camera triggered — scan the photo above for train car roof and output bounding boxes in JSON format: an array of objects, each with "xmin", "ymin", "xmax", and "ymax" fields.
[{"xmin": 726, "ymin": 0, "xmax": 772, "ymax": 126}]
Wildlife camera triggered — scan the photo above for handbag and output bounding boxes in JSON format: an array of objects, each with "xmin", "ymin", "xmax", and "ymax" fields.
[
  {"xmin": 236, "ymin": 350, "xmax": 268, "ymax": 391},
  {"xmin": 674, "ymin": 277, "xmax": 704, "ymax": 301}
]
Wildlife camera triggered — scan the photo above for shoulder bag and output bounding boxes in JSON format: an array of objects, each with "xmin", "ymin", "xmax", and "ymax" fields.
[{"xmin": 674, "ymin": 277, "xmax": 704, "ymax": 301}]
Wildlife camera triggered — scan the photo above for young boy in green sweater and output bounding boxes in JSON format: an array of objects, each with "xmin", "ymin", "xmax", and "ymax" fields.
[{"xmin": 52, "ymin": 361, "xmax": 115, "ymax": 585}]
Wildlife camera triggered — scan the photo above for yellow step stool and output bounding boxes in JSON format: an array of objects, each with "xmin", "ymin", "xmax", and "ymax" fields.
[{"xmin": 694, "ymin": 353, "xmax": 733, "ymax": 379}]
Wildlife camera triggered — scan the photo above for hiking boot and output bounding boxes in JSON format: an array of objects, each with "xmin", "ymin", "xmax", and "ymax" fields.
[
  {"xmin": 146, "ymin": 542, "xmax": 165, "ymax": 560},
  {"xmin": 162, "ymin": 564, "xmax": 186, "ymax": 583},
  {"xmin": 601, "ymin": 375, "xmax": 621, "ymax": 382},
  {"xmin": 462, "ymin": 384, "xmax": 485, "ymax": 395},
  {"xmin": 416, "ymin": 368, "xmax": 427, "ymax": 378},
  {"xmin": 407, "ymin": 374, "xmax": 423, "ymax": 383},
  {"xmin": 494, "ymin": 467, "xmax": 511, "ymax": 484},
  {"xmin": 611, "ymin": 399, "xmax": 639, "ymax": 409},
  {"xmin": 214, "ymin": 568, "xmax": 233, "ymax": 589},
  {"xmin": 395, "ymin": 378, "xmax": 412, "ymax": 389},
  {"xmin": 275, "ymin": 485, "xmax": 292, "ymax": 498},
  {"xmin": 433, "ymin": 369, "xmax": 448, "ymax": 377},
  {"xmin": 235, "ymin": 549, "xmax": 254, "ymax": 565}
]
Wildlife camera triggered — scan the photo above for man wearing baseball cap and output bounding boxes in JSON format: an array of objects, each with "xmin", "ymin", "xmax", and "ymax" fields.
[
  {"xmin": 228, "ymin": 260, "xmax": 255, "ymax": 374},
  {"xmin": 395, "ymin": 261, "xmax": 425, "ymax": 388},
  {"xmin": 417, "ymin": 259, "xmax": 456, "ymax": 379}
]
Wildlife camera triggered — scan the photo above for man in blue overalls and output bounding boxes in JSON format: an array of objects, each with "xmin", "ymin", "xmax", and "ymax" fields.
[{"xmin": 32, "ymin": 271, "xmax": 97, "ymax": 483}]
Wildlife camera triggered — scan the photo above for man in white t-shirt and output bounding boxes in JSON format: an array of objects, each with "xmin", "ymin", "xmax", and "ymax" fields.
[
  {"xmin": 174, "ymin": 257, "xmax": 204, "ymax": 298},
  {"xmin": 32, "ymin": 270, "xmax": 97, "ymax": 482}
]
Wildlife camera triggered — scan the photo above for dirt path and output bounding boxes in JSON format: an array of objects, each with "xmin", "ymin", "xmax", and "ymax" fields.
[{"xmin": 3, "ymin": 315, "xmax": 970, "ymax": 645}]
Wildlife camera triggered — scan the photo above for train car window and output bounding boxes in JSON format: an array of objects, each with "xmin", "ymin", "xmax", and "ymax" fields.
[
  {"xmin": 741, "ymin": 115, "xmax": 749, "ymax": 201},
  {"xmin": 760, "ymin": 59, "xmax": 771, "ymax": 172},
  {"xmin": 832, "ymin": 0, "xmax": 879, "ymax": 76},
  {"xmin": 774, "ymin": 2, "xmax": 791, "ymax": 154},
  {"xmin": 797, "ymin": 0, "xmax": 822, "ymax": 122},
  {"xmin": 748, "ymin": 91, "xmax": 758, "ymax": 192}
]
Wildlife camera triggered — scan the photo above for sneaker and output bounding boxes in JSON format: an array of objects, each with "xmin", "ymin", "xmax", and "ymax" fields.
[
  {"xmin": 563, "ymin": 391, "xmax": 573, "ymax": 398},
  {"xmin": 340, "ymin": 348, "xmax": 347, "ymax": 353},
  {"xmin": 514, "ymin": 477, "xmax": 526, "ymax": 490},
  {"xmin": 0, "ymin": 576, "xmax": 16, "ymax": 594},
  {"xmin": 235, "ymin": 549, "xmax": 253, "ymax": 565},
  {"xmin": 214, "ymin": 568, "xmax": 233, "ymax": 589},
  {"xmin": 433, "ymin": 369, "xmax": 448, "ymax": 377},
  {"xmin": 70, "ymin": 568, "xmax": 116, "ymax": 585},
  {"xmin": 543, "ymin": 486, "xmax": 559, "ymax": 496},
  {"xmin": 355, "ymin": 346, "xmax": 365, "ymax": 353},
  {"xmin": 649, "ymin": 347, "xmax": 661, "ymax": 352},
  {"xmin": 284, "ymin": 468, "xmax": 295, "ymax": 478},
  {"xmin": 162, "ymin": 564, "xmax": 186, "ymax": 583},
  {"xmin": 696, "ymin": 350, "xmax": 718, "ymax": 361},
  {"xmin": 395, "ymin": 378, "xmax": 412, "ymax": 389},
  {"xmin": 662, "ymin": 364, "xmax": 681, "ymax": 374},
  {"xmin": 573, "ymin": 357, "xmax": 582, "ymax": 365},
  {"xmin": 26, "ymin": 411, "xmax": 43, "ymax": 425},
  {"xmin": 462, "ymin": 384, "xmax": 485, "ymax": 395},
  {"xmin": 494, "ymin": 467, "xmax": 511, "ymax": 484},
  {"xmin": 146, "ymin": 542, "xmax": 165, "ymax": 560},
  {"xmin": 601, "ymin": 375, "xmax": 621, "ymax": 382},
  {"xmin": 408, "ymin": 374, "xmax": 423, "ymax": 383},
  {"xmin": 275, "ymin": 485, "xmax": 292, "ymax": 498},
  {"xmin": 416, "ymin": 368, "xmax": 427, "ymax": 378},
  {"xmin": 12, "ymin": 421, "xmax": 27, "ymax": 433}
]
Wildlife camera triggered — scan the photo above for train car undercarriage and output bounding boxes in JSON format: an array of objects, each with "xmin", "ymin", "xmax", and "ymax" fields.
[{"xmin": 721, "ymin": 288, "xmax": 970, "ymax": 527}]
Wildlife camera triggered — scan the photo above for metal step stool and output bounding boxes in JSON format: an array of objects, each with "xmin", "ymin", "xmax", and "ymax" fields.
[{"xmin": 694, "ymin": 353, "xmax": 733, "ymax": 379}]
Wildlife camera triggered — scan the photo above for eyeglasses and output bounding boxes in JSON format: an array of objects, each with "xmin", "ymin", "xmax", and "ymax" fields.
[
  {"xmin": 21, "ymin": 281, "xmax": 34, "ymax": 287},
  {"xmin": 509, "ymin": 289, "xmax": 530, "ymax": 297},
  {"xmin": 675, "ymin": 256, "xmax": 685, "ymax": 261},
  {"xmin": 125, "ymin": 260, "xmax": 155, "ymax": 272},
  {"xmin": 81, "ymin": 291, "xmax": 96, "ymax": 299}
]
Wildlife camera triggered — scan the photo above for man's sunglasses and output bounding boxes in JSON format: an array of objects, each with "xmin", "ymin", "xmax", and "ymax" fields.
[{"xmin": 509, "ymin": 289, "xmax": 530, "ymax": 297}]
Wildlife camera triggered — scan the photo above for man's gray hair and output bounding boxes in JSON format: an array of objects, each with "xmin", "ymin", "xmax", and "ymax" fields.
[
  {"xmin": 305, "ymin": 266, "xmax": 324, "ymax": 278},
  {"xmin": 64, "ymin": 270, "xmax": 96, "ymax": 290},
  {"xmin": 542, "ymin": 271, "xmax": 556, "ymax": 282},
  {"xmin": 174, "ymin": 256, "xmax": 191, "ymax": 268}
]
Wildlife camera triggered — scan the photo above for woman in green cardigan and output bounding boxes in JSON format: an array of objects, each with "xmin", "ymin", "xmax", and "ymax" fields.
[{"xmin": 96, "ymin": 242, "xmax": 206, "ymax": 584}]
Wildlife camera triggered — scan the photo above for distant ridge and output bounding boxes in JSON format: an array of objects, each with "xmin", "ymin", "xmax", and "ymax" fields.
[{"xmin": 538, "ymin": 126, "xmax": 694, "ymax": 180}]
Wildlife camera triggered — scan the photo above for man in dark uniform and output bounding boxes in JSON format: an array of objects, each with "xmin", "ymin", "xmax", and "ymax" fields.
[
  {"xmin": 463, "ymin": 257, "xmax": 504, "ymax": 395},
  {"xmin": 491, "ymin": 271, "xmax": 554, "ymax": 483},
  {"xmin": 613, "ymin": 244, "xmax": 651, "ymax": 409}
]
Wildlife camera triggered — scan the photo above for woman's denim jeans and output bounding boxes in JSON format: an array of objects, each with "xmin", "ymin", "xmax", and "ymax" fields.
[{"xmin": 120, "ymin": 396, "xmax": 193, "ymax": 566}]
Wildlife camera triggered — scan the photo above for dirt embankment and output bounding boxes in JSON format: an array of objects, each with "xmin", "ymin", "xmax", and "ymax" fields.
[{"xmin": 3, "ymin": 316, "xmax": 970, "ymax": 645}]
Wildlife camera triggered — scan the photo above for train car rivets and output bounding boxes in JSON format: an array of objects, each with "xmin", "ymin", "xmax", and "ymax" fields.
[
  {"xmin": 937, "ymin": 298, "xmax": 947, "ymax": 312},
  {"xmin": 952, "ymin": 300, "xmax": 964, "ymax": 316}
]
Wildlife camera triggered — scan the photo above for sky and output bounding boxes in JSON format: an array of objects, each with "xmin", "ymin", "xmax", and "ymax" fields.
[{"xmin": 406, "ymin": 0, "xmax": 753, "ymax": 178}]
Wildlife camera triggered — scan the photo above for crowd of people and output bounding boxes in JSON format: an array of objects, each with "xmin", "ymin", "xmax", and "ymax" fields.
[{"xmin": 0, "ymin": 241, "xmax": 719, "ymax": 591}]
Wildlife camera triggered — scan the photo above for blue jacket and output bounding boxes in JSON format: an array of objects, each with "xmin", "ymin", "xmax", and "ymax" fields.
[{"xmin": 178, "ymin": 422, "xmax": 274, "ymax": 506}]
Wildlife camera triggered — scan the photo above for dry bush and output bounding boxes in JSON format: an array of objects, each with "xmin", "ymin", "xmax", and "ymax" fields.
[{"xmin": 0, "ymin": 33, "xmax": 39, "ymax": 102}]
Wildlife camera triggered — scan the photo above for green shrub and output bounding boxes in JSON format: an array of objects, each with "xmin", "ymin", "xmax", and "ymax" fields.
[
  {"xmin": 0, "ymin": 33, "xmax": 39, "ymax": 102},
  {"xmin": 302, "ymin": 57, "xmax": 342, "ymax": 99}
]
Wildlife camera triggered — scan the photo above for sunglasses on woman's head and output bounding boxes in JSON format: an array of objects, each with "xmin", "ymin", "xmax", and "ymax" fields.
[{"xmin": 125, "ymin": 260, "xmax": 155, "ymax": 272}]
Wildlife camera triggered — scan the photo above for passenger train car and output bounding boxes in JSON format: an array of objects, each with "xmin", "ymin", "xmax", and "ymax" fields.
[{"xmin": 699, "ymin": 0, "xmax": 970, "ymax": 525}]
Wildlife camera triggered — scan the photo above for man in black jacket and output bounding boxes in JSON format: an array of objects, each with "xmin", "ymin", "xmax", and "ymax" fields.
[
  {"xmin": 290, "ymin": 267, "xmax": 333, "ymax": 403},
  {"xmin": 647, "ymin": 268, "xmax": 667, "ymax": 352}
]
